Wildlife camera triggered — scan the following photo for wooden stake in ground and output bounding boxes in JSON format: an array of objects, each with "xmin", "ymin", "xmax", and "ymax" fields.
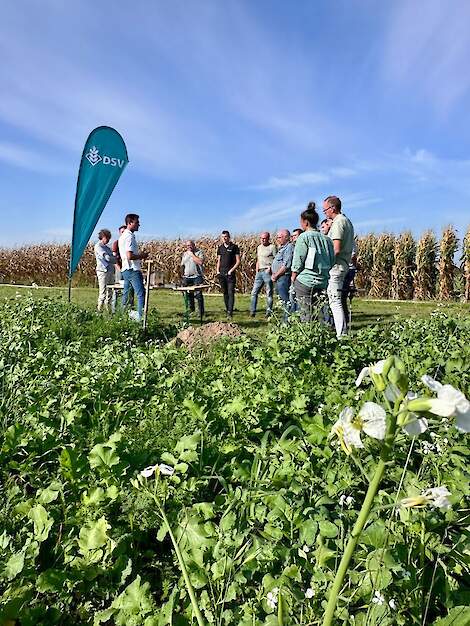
[{"xmin": 143, "ymin": 260, "xmax": 153, "ymax": 330}]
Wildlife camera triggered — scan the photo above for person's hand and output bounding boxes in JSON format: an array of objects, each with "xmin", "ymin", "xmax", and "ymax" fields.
[
  {"xmin": 272, "ymin": 274, "xmax": 277, "ymax": 282},
  {"xmin": 227, "ymin": 270, "xmax": 232, "ymax": 276}
]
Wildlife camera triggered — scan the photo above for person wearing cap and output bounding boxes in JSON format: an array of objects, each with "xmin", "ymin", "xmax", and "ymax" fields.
[
  {"xmin": 323, "ymin": 195, "xmax": 354, "ymax": 337},
  {"xmin": 250, "ymin": 231, "xmax": 277, "ymax": 318}
]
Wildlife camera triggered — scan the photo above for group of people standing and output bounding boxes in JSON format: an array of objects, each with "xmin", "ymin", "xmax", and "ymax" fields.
[
  {"xmin": 247, "ymin": 196, "xmax": 355, "ymax": 336},
  {"xmin": 94, "ymin": 196, "xmax": 355, "ymax": 336},
  {"xmin": 94, "ymin": 213, "xmax": 148, "ymax": 321}
]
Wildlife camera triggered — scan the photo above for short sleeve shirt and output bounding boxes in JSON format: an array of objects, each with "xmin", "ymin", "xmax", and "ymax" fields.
[
  {"xmin": 217, "ymin": 243, "xmax": 240, "ymax": 274},
  {"xmin": 329, "ymin": 213, "xmax": 354, "ymax": 269},
  {"xmin": 257, "ymin": 243, "xmax": 276, "ymax": 270},
  {"xmin": 181, "ymin": 249, "xmax": 204, "ymax": 277},
  {"xmin": 272, "ymin": 242, "xmax": 294, "ymax": 275},
  {"xmin": 119, "ymin": 229, "xmax": 141, "ymax": 271}
]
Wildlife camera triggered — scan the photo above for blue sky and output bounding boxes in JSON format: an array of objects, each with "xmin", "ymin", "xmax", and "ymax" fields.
[{"xmin": 1, "ymin": 0, "xmax": 470, "ymax": 247}]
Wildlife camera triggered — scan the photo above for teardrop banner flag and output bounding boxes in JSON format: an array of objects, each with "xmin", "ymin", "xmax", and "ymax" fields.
[{"xmin": 69, "ymin": 126, "xmax": 128, "ymax": 279}]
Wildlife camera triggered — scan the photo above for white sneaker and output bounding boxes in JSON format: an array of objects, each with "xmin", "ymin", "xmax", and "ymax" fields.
[{"xmin": 128, "ymin": 310, "xmax": 142, "ymax": 322}]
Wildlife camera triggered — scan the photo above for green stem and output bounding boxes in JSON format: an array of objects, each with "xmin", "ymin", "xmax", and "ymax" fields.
[
  {"xmin": 322, "ymin": 414, "xmax": 397, "ymax": 626},
  {"xmin": 158, "ymin": 503, "xmax": 207, "ymax": 626}
]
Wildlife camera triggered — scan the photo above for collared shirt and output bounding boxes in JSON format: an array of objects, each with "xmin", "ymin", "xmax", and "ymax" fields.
[
  {"xmin": 292, "ymin": 230, "xmax": 335, "ymax": 289},
  {"xmin": 272, "ymin": 242, "xmax": 294, "ymax": 275},
  {"xmin": 94, "ymin": 241, "xmax": 116, "ymax": 272},
  {"xmin": 181, "ymin": 249, "xmax": 204, "ymax": 278},
  {"xmin": 119, "ymin": 229, "xmax": 141, "ymax": 271}
]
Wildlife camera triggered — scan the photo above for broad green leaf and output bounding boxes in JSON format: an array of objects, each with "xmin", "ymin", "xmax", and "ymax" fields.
[
  {"xmin": 318, "ymin": 520, "xmax": 338, "ymax": 538},
  {"xmin": 29, "ymin": 504, "xmax": 53, "ymax": 542},
  {"xmin": 37, "ymin": 481, "xmax": 62, "ymax": 504},
  {"xmin": 3, "ymin": 551, "xmax": 25, "ymax": 581},
  {"xmin": 36, "ymin": 569, "xmax": 68, "ymax": 593},
  {"xmin": 431, "ymin": 607, "xmax": 470, "ymax": 626},
  {"xmin": 175, "ymin": 432, "xmax": 200, "ymax": 454},
  {"xmin": 78, "ymin": 517, "xmax": 110, "ymax": 555}
]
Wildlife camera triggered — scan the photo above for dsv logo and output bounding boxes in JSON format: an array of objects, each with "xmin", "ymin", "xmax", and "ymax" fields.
[{"xmin": 85, "ymin": 146, "xmax": 125, "ymax": 168}]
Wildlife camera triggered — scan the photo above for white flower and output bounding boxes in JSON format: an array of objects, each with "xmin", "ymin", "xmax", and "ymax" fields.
[
  {"xmin": 372, "ymin": 590, "xmax": 385, "ymax": 605},
  {"xmin": 424, "ymin": 486, "xmax": 452, "ymax": 509},
  {"xmin": 355, "ymin": 360, "xmax": 386, "ymax": 387},
  {"xmin": 400, "ymin": 392, "xmax": 428, "ymax": 436},
  {"xmin": 267, "ymin": 587, "xmax": 279, "ymax": 609},
  {"xmin": 421, "ymin": 376, "xmax": 470, "ymax": 432},
  {"xmin": 332, "ymin": 402, "xmax": 386, "ymax": 454},
  {"xmin": 158, "ymin": 463, "xmax": 175, "ymax": 476},
  {"xmin": 401, "ymin": 485, "xmax": 452, "ymax": 510},
  {"xmin": 302, "ymin": 544, "xmax": 310, "ymax": 553},
  {"xmin": 339, "ymin": 495, "xmax": 355, "ymax": 507},
  {"xmin": 388, "ymin": 598, "xmax": 396, "ymax": 610},
  {"xmin": 305, "ymin": 587, "xmax": 315, "ymax": 599},
  {"xmin": 140, "ymin": 465, "xmax": 157, "ymax": 478},
  {"xmin": 140, "ymin": 463, "xmax": 175, "ymax": 478}
]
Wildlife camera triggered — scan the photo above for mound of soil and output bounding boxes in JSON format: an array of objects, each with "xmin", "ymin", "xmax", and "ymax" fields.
[{"xmin": 174, "ymin": 321, "xmax": 244, "ymax": 350}]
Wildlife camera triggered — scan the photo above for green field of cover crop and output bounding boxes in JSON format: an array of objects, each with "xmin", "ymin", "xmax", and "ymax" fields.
[{"xmin": 0, "ymin": 294, "xmax": 469, "ymax": 626}]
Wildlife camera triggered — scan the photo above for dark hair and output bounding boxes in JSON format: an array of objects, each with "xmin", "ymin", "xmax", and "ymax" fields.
[
  {"xmin": 221, "ymin": 230, "xmax": 230, "ymax": 237},
  {"xmin": 119, "ymin": 224, "xmax": 126, "ymax": 230},
  {"xmin": 292, "ymin": 228, "xmax": 303, "ymax": 235},
  {"xmin": 320, "ymin": 218, "xmax": 329, "ymax": 225},
  {"xmin": 324, "ymin": 196, "xmax": 342, "ymax": 212},
  {"xmin": 125, "ymin": 213, "xmax": 139, "ymax": 225},
  {"xmin": 98, "ymin": 229, "xmax": 111, "ymax": 240},
  {"xmin": 300, "ymin": 201, "xmax": 319, "ymax": 228}
]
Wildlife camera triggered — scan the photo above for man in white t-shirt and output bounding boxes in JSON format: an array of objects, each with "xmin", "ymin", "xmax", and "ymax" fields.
[
  {"xmin": 250, "ymin": 231, "xmax": 277, "ymax": 317},
  {"xmin": 323, "ymin": 196, "xmax": 354, "ymax": 337},
  {"xmin": 181, "ymin": 240, "xmax": 205, "ymax": 318},
  {"xmin": 118, "ymin": 213, "xmax": 149, "ymax": 322}
]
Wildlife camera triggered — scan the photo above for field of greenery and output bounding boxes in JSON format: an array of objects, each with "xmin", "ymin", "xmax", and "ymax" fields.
[{"xmin": 0, "ymin": 295, "xmax": 469, "ymax": 626}]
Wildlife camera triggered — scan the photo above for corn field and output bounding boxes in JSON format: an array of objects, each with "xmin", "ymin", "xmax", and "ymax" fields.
[{"xmin": 1, "ymin": 227, "xmax": 469, "ymax": 301}]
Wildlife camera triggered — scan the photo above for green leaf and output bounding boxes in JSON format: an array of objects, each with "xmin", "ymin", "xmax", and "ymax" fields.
[
  {"xmin": 89, "ymin": 433, "xmax": 121, "ymax": 471},
  {"xmin": 319, "ymin": 520, "xmax": 338, "ymax": 538},
  {"xmin": 3, "ymin": 551, "xmax": 25, "ymax": 581},
  {"xmin": 37, "ymin": 481, "xmax": 62, "ymax": 505},
  {"xmin": 29, "ymin": 504, "xmax": 53, "ymax": 542},
  {"xmin": 431, "ymin": 607, "xmax": 470, "ymax": 626},
  {"xmin": 175, "ymin": 432, "xmax": 201, "ymax": 454},
  {"xmin": 36, "ymin": 569, "xmax": 68, "ymax": 593},
  {"xmin": 78, "ymin": 517, "xmax": 110, "ymax": 555}
]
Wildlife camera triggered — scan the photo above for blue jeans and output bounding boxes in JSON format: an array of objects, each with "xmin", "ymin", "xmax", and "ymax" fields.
[
  {"xmin": 122, "ymin": 269, "xmax": 145, "ymax": 317},
  {"xmin": 274, "ymin": 274, "xmax": 291, "ymax": 319},
  {"xmin": 250, "ymin": 270, "xmax": 273, "ymax": 314}
]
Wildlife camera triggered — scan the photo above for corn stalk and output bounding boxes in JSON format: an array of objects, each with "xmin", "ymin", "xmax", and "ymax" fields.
[
  {"xmin": 437, "ymin": 226, "xmax": 458, "ymax": 301},
  {"xmin": 414, "ymin": 231, "xmax": 438, "ymax": 300},
  {"xmin": 370, "ymin": 234, "xmax": 395, "ymax": 298},
  {"xmin": 391, "ymin": 231, "xmax": 416, "ymax": 300},
  {"xmin": 460, "ymin": 225, "xmax": 470, "ymax": 302}
]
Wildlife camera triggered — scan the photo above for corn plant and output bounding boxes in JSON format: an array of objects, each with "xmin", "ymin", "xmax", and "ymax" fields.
[
  {"xmin": 355, "ymin": 234, "xmax": 376, "ymax": 294},
  {"xmin": 391, "ymin": 231, "xmax": 416, "ymax": 300},
  {"xmin": 461, "ymin": 225, "xmax": 470, "ymax": 302},
  {"xmin": 370, "ymin": 234, "xmax": 395, "ymax": 298},
  {"xmin": 414, "ymin": 231, "xmax": 438, "ymax": 300},
  {"xmin": 437, "ymin": 226, "xmax": 459, "ymax": 301}
]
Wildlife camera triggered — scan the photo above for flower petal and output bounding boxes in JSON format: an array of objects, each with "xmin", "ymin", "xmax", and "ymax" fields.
[
  {"xmin": 158, "ymin": 463, "xmax": 175, "ymax": 476},
  {"xmin": 140, "ymin": 465, "xmax": 157, "ymax": 478},
  {"xmin": 421, "ymin": 375, "xmax": 442, "ymax": 393},
  {"xmin": 426, "ymin": 398, "xmax": 457, "ymax": 417},
  {"xmin": 456, "ymin": 405, "xmax": 470, "ymax": 432},
  {"xmin": 342, "ymin": 421, "xmax": 364, "ymax": 449},
  {"xmin": 359, "ymin": 402, "xmax": 386, "ymax": 440},
  {"xmin": 384, "ymin": 383, "xmax": 401, "ymax": 402},
  {"xmin": 355, "ymin": 367, "xmax": 370, "ymax": 387},
  {"xmin": 371, "ymin": 360, "xmax": 387, "ymax": 375},
  {"xmin": 402, "ymin": 413, "xmax": 428, "ymax": 436}
]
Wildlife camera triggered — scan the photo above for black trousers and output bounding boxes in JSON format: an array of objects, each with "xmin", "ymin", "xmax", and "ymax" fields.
[{"xmin": 218, "ymin": 273, "xmax": 236, "ymax": 314}]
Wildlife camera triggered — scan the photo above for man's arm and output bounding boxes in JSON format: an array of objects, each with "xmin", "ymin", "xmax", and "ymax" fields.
[
  {"xmin": 228, "ymin": 253, "xmax": 241, "ymax": 275},
  {"xmin": 190, "ymin": 251, "xmax": 204, "ymax": 266},
  {"xmin": 216, "ymin": 249, "xmax": 220, "ymax": 274},
  {"xmin": 332, "ymin": 239, "xmax": 341, "ymax": 258},
  {"xmin": 127, "ymin": 250, "xmax": 148, "ymax": 261}
]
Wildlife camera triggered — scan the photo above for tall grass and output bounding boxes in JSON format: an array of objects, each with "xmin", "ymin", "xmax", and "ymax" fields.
[
  {"xmin": 438, "ymin": 226, "xmax": 458, "ymax": 301},
  {"xmin": 391, "ymin": 231, "xmax": 416, "ymax": 300},
  {"xmin": 414, "ymin": 231, "xmax": 438, "ymax": 300},
  {"xmin": 370, "ymin": 234, "xmax": 395, "ymax": 298}
]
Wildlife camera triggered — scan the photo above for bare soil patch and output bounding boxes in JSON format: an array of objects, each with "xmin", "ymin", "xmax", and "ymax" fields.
[{"xmin": 174, "ymin": 321, "xmax": 244, "ymax": 350}]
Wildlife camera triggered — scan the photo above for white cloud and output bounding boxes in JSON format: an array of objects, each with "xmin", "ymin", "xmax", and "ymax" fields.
[
  {"xmin": 0, "ymin": 141, "xmax": 67, "ymax": 174},
  {"xmin": 254, "ymin": 166, "xmax": 359, "ymax": 191},
  {"xmin": 383, "ymin": 1, "xmax": 470, "ymax": 113}
]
